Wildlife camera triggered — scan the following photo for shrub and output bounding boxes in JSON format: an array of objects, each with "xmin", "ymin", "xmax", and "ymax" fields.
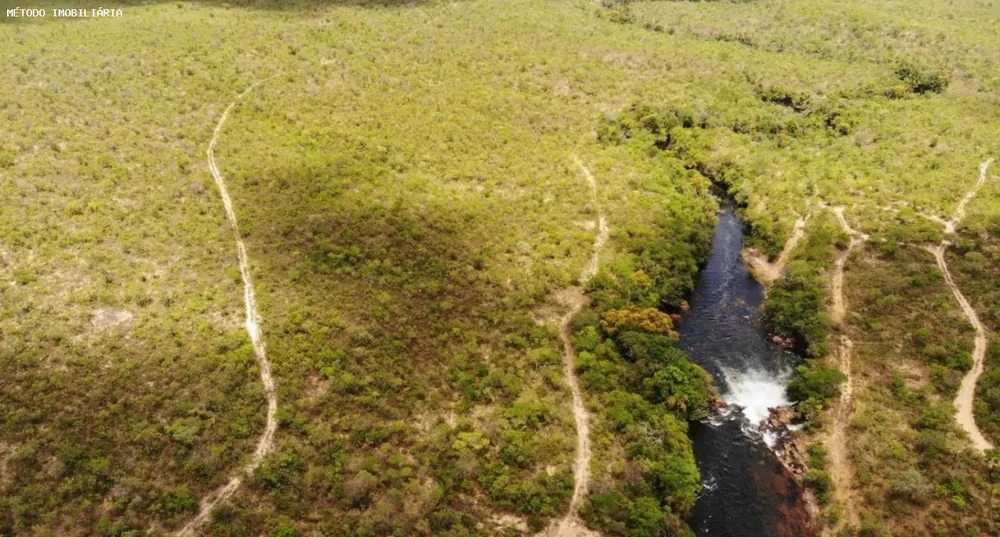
[
  {"xmin": 251, "ymin": 451, "xmax": 303, "ymax": 491},
  {"xmin": 627, "ymin": 497, "xmax": 669, "ymax": 537},
  {"xmin": 600, "ymin": 307, "xmax": 678, "ymax": 337},
  {"xmin": 274, "ymin": 517, "xmax": 297, "ymax": 537},
  {"xmin": 766, "ymin": 261, "xmax": 829, "ymax": 357},
  {"xmin": 12, "ymin": 269, "xmax": 35, "ymax": 286},
  {"xmin": 641, "ymin": 361, "xmax": 716, "ymax": 420},
  {"xmin": 884, "ymin": 84, "xmax": 910, "ymax": 100},
  {"xmin": 0, "ymin": 149, "xmax": 15, "ymax": 168},
  {"xmin": 804, "ymin": 469, "xmax": 833, "ymax": 505},
  {"xmin": 164, "ymin": 487, "xmax": 197, "ymax": 515},
  {"xmin": 913, "ymin": 402, "xmax": 953, "ymax": 431},
  {"xmin": 166, "ymin": 419, "xmax": 200, "ymax": 446},
  {"xmin": 342, "ymin": 470, "xmax": 378, "ymax": 505},
  {"xmin": 895, "ymin": 61, "xmax": 949, "ymax": 94},
  {"xmin": 807, "ymin": 443, "xmax": 828, "ymax": 469},
  {"xmin": 757, "ymin": 85, "xmax": 811, "ymax": 112},
  {"xmin": 889, "ymin": 469, "xmax": 932, "ymax": 505},
  {"xmin": 499, "ymin": 430, "xmax": 535, "ymax": 468},
  {"xmin": 787, "ymin": 362, "xmax": 845, "ymax": 407},
  {"xmin": 914, "ymin": 430, "xmax": 950, "ymax": 461},
  {"xmin": 859, "ymin": 516, "xmax": 890, "ymax": 537}
]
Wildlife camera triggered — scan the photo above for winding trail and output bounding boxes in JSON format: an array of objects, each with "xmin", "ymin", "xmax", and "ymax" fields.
[
  {"xmin": 925, "ymin": 244, "xmax": 990, "ymax": 451},
  {"xmin": 176, "ymin": 79, "xmax": 278, "ymax": 536},
  {"xmin": 830, "ymin": 207, "xmax": 869, "ymax": 327},
  {"xmin": 743, "ymin": 215, "xmax": 808, "ymax": 286},
  {"xmin": 544, "ymin": 156, "xmax": 609, "ymax": 537},
  {"xmin": 825, "ymin": 206, "xmax": 867, "ymax": 533},
  {"xmin": 925, "ymin": 159, "xmax": 994, "ymax": 453},
  {"xmin": 945, "ymin": 159, "xmax": 993, "ymax": 234}
]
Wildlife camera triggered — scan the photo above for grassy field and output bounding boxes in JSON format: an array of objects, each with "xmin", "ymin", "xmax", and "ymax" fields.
[{"xmin": 2, "ymin": 0, "xmax": 1000, "ymax": 536}]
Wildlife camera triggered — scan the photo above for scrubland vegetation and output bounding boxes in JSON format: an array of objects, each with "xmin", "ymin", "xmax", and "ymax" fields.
[
  {"xmin": 835, "ymin": 245, "xmax": 998, "ymax": 535},
  {"xmin": 3, "ymin": 0, "xmax": 1000, "ymax": 536}
]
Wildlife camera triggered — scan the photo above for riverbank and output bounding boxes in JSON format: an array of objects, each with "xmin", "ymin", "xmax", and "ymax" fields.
[{"xmin": 680, "ymin": 199, "xmax": 815, "ymax": 537}]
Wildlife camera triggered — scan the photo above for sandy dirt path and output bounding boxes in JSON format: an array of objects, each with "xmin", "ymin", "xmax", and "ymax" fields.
[
  {"xmin": 926, "ymin": 243, "xmax": 993, "ymax": 451},
  {"xmin": 542, "ymin": 156, "xmax": 608, "ymax": 537},
  {"xmin": 824, "ymin": 206, "xmax": 867, "ymax": 534},
  {"xmin": 177, "ymin": 79, "xmax": 279, "ymax": 536},
  {"xmin": 830, "ymin": 207, "xmax": 869, "ymax": 325},
  {"xmin": 743, "ymin": 216, "xmax": 807, "ymax": 286},
  {"xmin": 925, "ymin": 159, "xmax": 994, "ymax": 453},
  {"xmin": 945, "ymin": 159, "xmax": 993, "ymax": 234}
]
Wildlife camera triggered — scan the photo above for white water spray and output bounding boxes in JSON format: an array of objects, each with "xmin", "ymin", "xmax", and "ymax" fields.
[{"xmin": 719, "ymin": 366, "xmax": 793, "ymax": 428}]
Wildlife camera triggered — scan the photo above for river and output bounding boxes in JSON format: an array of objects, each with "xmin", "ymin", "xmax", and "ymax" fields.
[{"xmin": 678, "ymin": 198, "xmax": 814, "ymax": 536}]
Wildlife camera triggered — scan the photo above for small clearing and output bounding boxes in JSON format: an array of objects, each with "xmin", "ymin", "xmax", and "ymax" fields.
[
  {"xmin": 91, "ymin": 308, "xmax": 134, "ymax": 332},
  {"xmin": 176, "ymin": 79, "xmax": 279, "ymax": 536}
]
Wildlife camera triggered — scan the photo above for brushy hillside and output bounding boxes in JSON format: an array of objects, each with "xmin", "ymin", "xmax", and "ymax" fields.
[
  {"xmin": 1, "ymin": 1, "xmax": 721, "ymax": 536},
  {"xmin": 2, "ymin": 0, "xmax": 1000, "ymax": 536}
]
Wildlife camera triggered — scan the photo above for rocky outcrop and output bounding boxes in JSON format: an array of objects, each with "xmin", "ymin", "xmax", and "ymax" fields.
[{"xmin": 760, "ymin": 406, "xmax": 808, "ymax": 475}]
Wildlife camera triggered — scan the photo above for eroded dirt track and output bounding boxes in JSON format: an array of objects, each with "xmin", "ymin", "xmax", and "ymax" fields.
[
  {"xmin": 927, "ymin": 159, "xmax": 994, "ymax": 452},
  {"xmin": 543, "ymin": 156, "xmax": 608, "ymax": 537},
  {"xmin": 176, "ymin": 79, "xmax": 279, "ymax": 536},
  {"xmin": 743, "ymin": 216, "xmax": 807, "ymax": 286},
  {"xmin": 824, "ymin": 206, "xmax": 867, "ymax": 534},
  {"xmin": 927, "ymin": 242, "xmax": 993, "ymax": 451}
]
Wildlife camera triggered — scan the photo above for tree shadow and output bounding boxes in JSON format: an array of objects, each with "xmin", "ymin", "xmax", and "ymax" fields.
[
  {"xmin": 241, "ymin": 164, "xmax": 516, "ymax": 379},
  {"xmin": 221, "ymin": 159, "xmax": 571, "ymax": 532}
]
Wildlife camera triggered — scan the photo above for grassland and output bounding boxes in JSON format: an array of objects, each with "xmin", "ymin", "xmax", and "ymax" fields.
[{"xmin": 3, "ymin": 0, "xmax": 1000, "ymax": 536}]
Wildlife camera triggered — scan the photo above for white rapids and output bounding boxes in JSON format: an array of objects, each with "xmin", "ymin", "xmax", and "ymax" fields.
[{"xmin": 719, "ymin": 366, "xmax": 794, "ymax": 429}]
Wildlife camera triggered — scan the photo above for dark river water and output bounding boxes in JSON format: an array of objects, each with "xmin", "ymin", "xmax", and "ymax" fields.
[{"xmin": 678, "ymin": 199, "xmax": 814, "ymax": 537}]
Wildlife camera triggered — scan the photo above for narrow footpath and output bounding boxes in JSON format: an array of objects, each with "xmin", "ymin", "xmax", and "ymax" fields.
[
  {"xmin": 743, "ymin": 216, "xmax": 808, "ymax": 286},
  {"xmin": 545, "ymin": 156, "xmax": 609, "ymax": 537},
  {"xmin": 824, "ymin": 206, "xmax": 867, "ymax": 534},
  {"xmin": 926, "ymin": 159, "xmax": 995, "ymax": 452},
  {"xmin": 177, "ymin": 79, "xmax": 279, "ymax": 536}
]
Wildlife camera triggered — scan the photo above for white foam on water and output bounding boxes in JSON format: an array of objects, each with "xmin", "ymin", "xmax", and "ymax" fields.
[
  {"xmin": 761, "ymin": 430, "xmax": 781, "ymax": 448},
  {"xmin": 707, "ymin": 404, "xmax": 739, "ymax": 426},
  {"xmin": 697, "ymin": 474, "xmax": 719, "ymax": 500},
  {"xmin": 719, "ymin": 366, "xmax": 792, "ymax": 426}
]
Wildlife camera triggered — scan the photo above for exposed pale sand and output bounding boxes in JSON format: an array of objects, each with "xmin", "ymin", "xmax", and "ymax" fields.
[
  {"xmin": 91, "ymin": 307, "xmax": 134, "ymax": 332},
  {"xmin": 539, "ymin": 156, "xmax": 608, "ymax": 537},
  {"xmin": 176, "ymin": 78, "xmax": 279, "ymax": 536},
  {"xmin": 743, "ymin": 216, "xmax": 807, "ymax": 286}
]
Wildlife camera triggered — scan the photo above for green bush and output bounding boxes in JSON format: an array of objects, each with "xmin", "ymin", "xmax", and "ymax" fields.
[
  {"xmin": 804, "ymin": 468, "xmax": 833, "ymax": 504},
  {"xmin": 895, "ymin": 61, "xmax": 949, "ymax": 95},
  {"xmin": 888, "ymin": 469, "xmax": 932, "ymax": 505},
  {"xmin": 787, "ymin": 362, "xmax": 845, "ymax": 404},
  {"xmin": 766, "ymin": 260, "xmax": 829, "ymax": 357},
  {"xmin": 757, "ymin": 85, "xmax": 812, "ymax": 112},
  {"xmin": 787, "ymin": 361, "xmax": 845, "ymax": 425}
]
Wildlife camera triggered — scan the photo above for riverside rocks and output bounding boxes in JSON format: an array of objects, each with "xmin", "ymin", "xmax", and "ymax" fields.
[{"xmin": 761, "ymin": 405, "xmax": 809, "ymax": 477}]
